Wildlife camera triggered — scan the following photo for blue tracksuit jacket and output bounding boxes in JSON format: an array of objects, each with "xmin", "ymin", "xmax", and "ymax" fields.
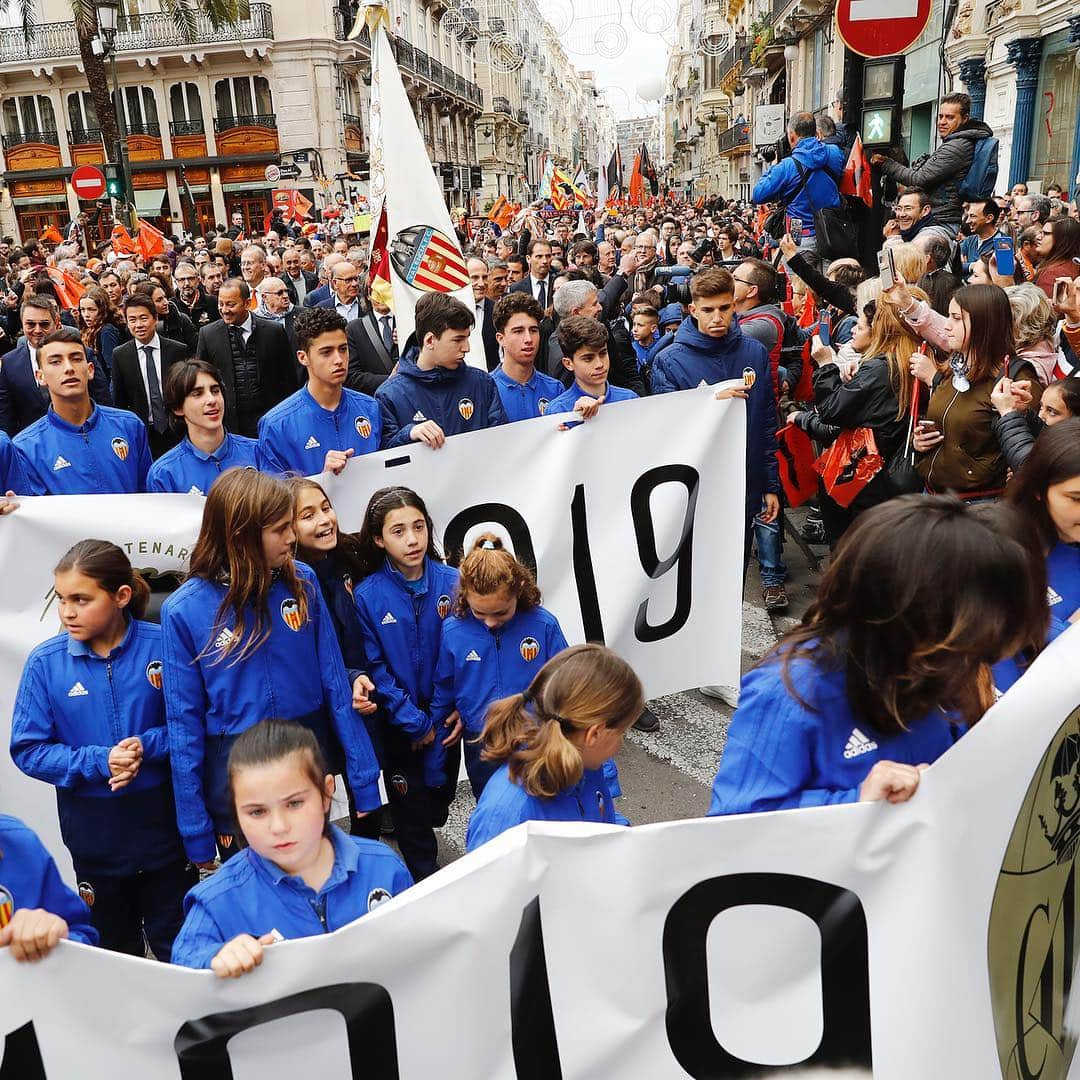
[
  {"xmin": 0, "ymin": 815, "xmax": 98, "ymax": 946},
  {"xmin": 466, "ymin": 764, "xmax": 622, "ymax": 851},
  {"xmin": 10, "ymin": 619, "xmax": 183, "ymax": 876},
  {"xmin": 171, "ymin": 825, "xmax": 412, "ymax": 968},
  {"xmin": 545, "ymin": 380, "xmax": 638, "ymax": 417},
  {"xmin": 651, "ymin": 316, "xmax": 779, "ymax": 514},
  {"xmin": 0, "ymin": 430, "xmax": 26, "ymax": 492},
  {"xmin": 161, "ymin": 562, "xmax": 381, "ymax": 863},
  {"xmin": 993, "ymin": 614, "xmax": 1068, "ymax": 695},
  {"xmin": 1047, "ymin": 541, "xmax": 1080, "ymax": 621},
  {"xmin": 146, "ymin": 433, "xmax": 259, "ymax": 495},
  {"xmin": 354, "ymin": 557, "xmax": 460, "ymax": 743},
  {"xmin": 751, "ymin": 136, "xmax": 845, "ymax": 237},
  {"xmin": 257, "ymin": 385, "xmax": 383, "ymax": 475},
  {"xmin": 14, "ymin": 403, "xmax": 151, "ymax": 495},
  {"xmin": 708, "ymin": 641, "xmax": 962, "ymax": 815},
  {"xmin": 491, "ymin": 366, "xmax": 564, "ymax": 422},
  {"xmin": 375, "ymin": 349, "xmax": 506, "ymax": 447}
]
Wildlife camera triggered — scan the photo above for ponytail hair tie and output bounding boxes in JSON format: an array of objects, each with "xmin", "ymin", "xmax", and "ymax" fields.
[
  {"xmin": 521, "ymin": 689, "xmax": 533, "ymax": 707},
  {"xmin": 479, "ymin": 539, "xmax": 498, "ymax": 550}
]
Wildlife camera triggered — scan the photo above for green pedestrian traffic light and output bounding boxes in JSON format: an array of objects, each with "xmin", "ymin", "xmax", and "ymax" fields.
[{"xmin": 104, "ymin": 162, "xmax": 123, "ymax": 199}]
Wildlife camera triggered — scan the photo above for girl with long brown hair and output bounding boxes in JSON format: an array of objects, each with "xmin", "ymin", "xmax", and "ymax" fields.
[
  {"xmin": 160, "ymin": 468, "xmax": 381, "ymax": 869},
  {"xmin": 466, "ymin": 645, "xmax": 644, "ymax": 851},
  {"xmin": 77, "ymin": 283, "xmax": 125, "ymax": 384}
]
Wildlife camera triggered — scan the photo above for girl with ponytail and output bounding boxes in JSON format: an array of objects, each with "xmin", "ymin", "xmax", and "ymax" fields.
[
  {"xmin": 10, "ymin": 539, "xmax": 194, "ymax": 959},
  {"xmin": 465, "ymin": 645, "xmax": 644, "ymax": 851}
]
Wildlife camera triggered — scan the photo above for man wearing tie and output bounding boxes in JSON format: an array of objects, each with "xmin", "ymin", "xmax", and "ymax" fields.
[
  {"xmin": 313, "ymin": 259, "xmax": 363, "ymax": 322},
  {"xmin": 345, "ymin": 287, "xmax": 397, "ymax": 395},
  {"xmin": 508, "ymin": 239, "xmax": 554, "ymax": 311},
  {"xmin": 109, "ymin": 289, "xmax": 187, "ymax": 458}
]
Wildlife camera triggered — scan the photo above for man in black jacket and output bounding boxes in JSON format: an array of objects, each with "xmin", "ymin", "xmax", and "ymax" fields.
[
  {"xmin": 282, "ymin": 246, "xmax": 318, "ymax": 306},
  {"xmin": 194, "ymin": 279, "xmax": 297, "ymax": 437},
  {"xmin": 173, "ymin": 261, "xmax": 219, "ymax": 330},
  {"xmin": 346, "ymin": 299, "xmax": 396, "ymax": 395}
]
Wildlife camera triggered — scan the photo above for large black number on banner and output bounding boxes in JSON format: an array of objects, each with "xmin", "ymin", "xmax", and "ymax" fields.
[
  {"xmin": 173, "ymin": 983, "xmax": 399, "ymax": 1079},
  {"xmin": 510, "ymin": 897, "xmax": 563, "ymax": 1079},
  {"xmin": 631, "ymin": 465, "xmax": 699, "ymax": 642},
  {"xmin": 442, "ymin": 503, "xmax": 537, "ymax": 574},
  {"xmin": 663, "ymin": 873, "xmax": 872, "ymax": 1077},
  {"xmin": 570, "ymin": 484, "xmax": 605, "ymax": 643},
  {"xmin": 0, "ymin": 1022, "xmax": 46, "ymax": 1080}
]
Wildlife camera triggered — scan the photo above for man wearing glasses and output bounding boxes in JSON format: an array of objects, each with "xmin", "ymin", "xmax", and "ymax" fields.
[
  {"xmin": 312, "ymin": 259, "xmax": 363, "ymax": 322},
  {"xmin": 173, "ymin": 260, "xmax": 219, "ymax": 329},
  {"xmin": 1012, "ymin": 193, "xmax": 1051, "ymax": 230},
  {"xmin": 255, "ymin": 276, "xmax": 300, "ymax": 369}
]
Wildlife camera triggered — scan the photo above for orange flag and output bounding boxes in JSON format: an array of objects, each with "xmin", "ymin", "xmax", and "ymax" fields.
[
  {"xmin": 45, "ymin": 266, "xmax": 86, "ymax": 309},
  {"xmin": 628, "ymin": 152, "xmax": 644, "ymax": 208},
  {"xmin": 136, "ymin": 218, "xmax": 166, "ymax": 262},
  {"xmin": 840, "ymin": 134, "xmax": 873, "ymax": 209},
  {"xmin": 40, "ymin": 224, "xmax": 63, "ymax": 245},
  {"xmin": 110, "ymin": 223, "xmax": 138, "ymax": 255}
]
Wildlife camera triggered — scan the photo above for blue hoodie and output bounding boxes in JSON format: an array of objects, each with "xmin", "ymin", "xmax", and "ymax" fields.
[
  {"xmin": 465, "ymin": 764, "xmax": 621, "ymax": 851},
  {"xmin": 10, "ymin": 619, "xmax": 184, "ymax": 876},
  {"xmin": 708, "ymin": 641, "xmax": 962, "ymax": 815},
  {"xmin": 651, "ymin": 316, "xmax": 779, "ymax": 513},
  {"xmin": 161, "ymin": 562, "xmax": 381, "ymax": 863},
  {"xmin": 146, "ymin": 433, "xmax": 259, "ymax": 495},
  {"xmin": 257, "ymin": 385, "xmax": 383, "ymax": 475},
  {"xmin": 171, "ymin": 825, "xmax": 412, "ymax": 969},
  {"xmin": 375, "ymin": 349, "xmax": 506, "ymax": 447},
  {"xmin": 14, "ymin": 404, "xmax": 151, "ymax": 495},
  {"xmin": 751, "ymin": 137, "xmax": 846, "ymax": 237},
  {"xmin": 354, "ymin": 557, "xmax": 460, "ymax": 744},
  {"xmin": 0, "ymin": 815, "xmax": 98, "ymax": 946}
]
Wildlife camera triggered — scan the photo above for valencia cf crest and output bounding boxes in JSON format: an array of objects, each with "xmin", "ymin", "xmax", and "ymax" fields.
[
  {"xmin": 458, "ymin": 398, "xmax": 474, "ymax": 421},
  {"xmin": 390, "ymin": 773, "xmax": 408, "ymax": 797},
  {"xmin": 111, "ymin": 437, "xmax": 129, "ymax": 460},
  {"xmin": 742, "ymin": 367, "xmax": 757, "ymax": 390},
  {"xmin": 437, "ymin": 594, "xmax": 452, "ymax": 619},
  {"xmin": 343, "ymin": 574, "xmax": 354, "ymax": 599},
  {"xmin": 355, "ymin": 416, "xmax": 372, "ymax": 440},
  {"xmin": 146, "ymin": 659, "xmax": 163, "ymax": 690},
  {"xmin": 390, "ymin": 225, "xmax": 469, "ymax": 294},
  {"xmin": 78, "ymin": 881, "xmax": 95, "ymax": 908},
  {"xmin": 367, "ymin": 887, "xmax": 392, "ymax": 912},
  {"xmin": 539, "ymin": 398, "xmax": 550, "ymax": 415},
  {"xmin": 280, "ymin": 597, "xmax": 302, "ymax": 632},
  {"xmin": 0, "ymin": 884, "xmax": 12, "ymax": 928},
  {"xmin": 519, "ymin": 636, "xmax": 540, "ymax": 662}
]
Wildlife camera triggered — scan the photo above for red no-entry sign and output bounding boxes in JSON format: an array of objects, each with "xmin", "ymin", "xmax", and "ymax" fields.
[
  {"xmin": 835, "ymin": 0, "xmax": 933, "ymax": 57},
  {"xmin": 70, "ymin": 165, "xmax": 107, "ymax": 202}
]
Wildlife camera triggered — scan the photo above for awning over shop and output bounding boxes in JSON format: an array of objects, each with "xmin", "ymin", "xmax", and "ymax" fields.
[{"xmin": 133, "ymin": 188, "xmax": 168, "ymax": 215}]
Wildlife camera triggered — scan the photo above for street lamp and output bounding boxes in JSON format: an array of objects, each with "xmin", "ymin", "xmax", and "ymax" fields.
[{"xmin": 95, "ymin": 0, "xmax": 135, "ymax": 229}]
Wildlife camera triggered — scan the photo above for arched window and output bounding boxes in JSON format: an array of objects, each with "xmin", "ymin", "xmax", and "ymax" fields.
[{"xmin": 169, "ymin": 82, "xmax": 204, "ymax": 135}]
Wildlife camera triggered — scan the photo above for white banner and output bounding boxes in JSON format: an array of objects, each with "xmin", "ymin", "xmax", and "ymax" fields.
[
  {"xmin": 3, "ymin": 626, "xmax": 1080, "ymax": 1077},
  {"xmin": 0, "ymin": 389, "xmax": 746, "ymax": 872}
]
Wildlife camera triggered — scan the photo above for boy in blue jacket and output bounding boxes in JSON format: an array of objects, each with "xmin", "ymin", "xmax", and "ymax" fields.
[
  {"xmin": 375, "ymin": 292, "xmax": 505, "ymax": 448},
  {"xmin": 490, "ymin": 292, "xmax": 563, "ymax": 421},
  {"xmin": 258, "ymin": 308, "xmax": 382, "ymax": 475},
  {"xmin": 650, "ymin": 267, "xmax": 780, "ymax": 570},
  {"xmin": 14, "ymin": 328, "xmax": 151, "ymax": 494},
  {"xmin": 546, "ymin": 316, "xmax": 639, "ymax": 421}
]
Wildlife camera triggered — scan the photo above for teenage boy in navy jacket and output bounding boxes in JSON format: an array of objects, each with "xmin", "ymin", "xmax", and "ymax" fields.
[{"xmin": 375, "ymin": 292, "xmax": 505, "ymax": 448}]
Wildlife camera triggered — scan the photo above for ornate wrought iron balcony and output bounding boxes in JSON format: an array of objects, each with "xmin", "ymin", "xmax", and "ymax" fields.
[
  {"xmin": 2, "ymin": 129, "xmax": 60, "ymax": 148},
  {"xmin": 214, "ymin": 114, "xmax": 276, "ymax": 133},
  {"xmin": 169, "ymin": 119, "xmax": 205, "ymax": 137}
]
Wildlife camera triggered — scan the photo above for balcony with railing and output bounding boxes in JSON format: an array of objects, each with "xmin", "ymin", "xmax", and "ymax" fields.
[
  {"xmin": 126, "ymin": 121, "xmax": 161, "ymax": 137},
  {"xmin": 169, "ymin": 119, "xmax": 205, "ymax": 137},
  {"xmin": 67, "ymin": 127, "xmax": 103, "ymax": 146},
  {"xmin": 717, "ymin": 122, "xmax": 750, "ymax": 154},
  {"xmin": 493, "ymin": 96, "xmax": 512, "ymax": 115},
  {"xmin": 2, "ymin": 129, "xmax": 59, "ymax": 149},
  {"xmin": 3, "ymin": 127, "xmax": 62, "ymax": 171},
  {"xmin": 0, "ymin": 3, "xmax": 273, "ymax": 66},
  {"xmin": 214, "ymin": 114, "xmax": 276, "ymax": 133},
  {"xmin": 516, "ymin": 109, "xmax": 529, "ymax": 127}
]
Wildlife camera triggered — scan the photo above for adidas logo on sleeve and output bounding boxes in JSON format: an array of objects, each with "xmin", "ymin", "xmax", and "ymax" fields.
[
  {"xmin": 67, "ymin": 682, "xmax": 88, "ymax": 697},
  {"xmin": 304, "ymin": 435, "xmax": 320, "ymax": 450},
  {"xmin": 213, "ymin": 627, "xmax": 235, "ymax": 650},
  {"xmin": 1048, "ymin": 586, "xmax": 1063, "ymax": 606},
  {"xmin": 465, "ymin": 649, "xmax": 481, "ymax": 662},
  {"xmin": 843, "ymin": 728, "xmax": 878, "ymax": 759},
  {"xmin": 381, "ymin": 612, "xmax": 397, "ymax": 625},
  {"xmin": 412, "ymin": 411, "xmax": 427, "ymax": 422},
  {"xmin": 53, "ymin": 455, "xmax": 71, "ymax": 471}
]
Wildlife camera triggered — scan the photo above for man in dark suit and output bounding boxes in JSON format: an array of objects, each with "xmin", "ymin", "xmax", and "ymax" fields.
[
  {"xmin": 507, "ymin": 237, "xmax": 555, "ymax": 312},
  {"xmin": 302, "ymin": 254, "xmax": 346, "ymax": 308},
  {"xmin": 110, "ymin": 292, "xmax": 186, "ymax": 458},
  {"xmin": 282, "ymin": 247, "xmax": 318, "ymax": 307},
  {"xmin": 467, "ymin": 257, "xmax": 500, "ymax": 370},
  {"xmin": 173, "ymin": 261, "xmax": 219, "ymax": 330},
  {"xmin": 312, "ymin": 259, "xmax": 362, "ymax": 322},
  {"xmin": 0, "ymin": 294, "xmax": 111, "ymax": 435},
  {"xmin": 345, "ymin": 298, "xmax": 397, "ymax": 395},
  {"xmin": 195, "ymin": 278, "xmax": 297, "ymax": 437}
]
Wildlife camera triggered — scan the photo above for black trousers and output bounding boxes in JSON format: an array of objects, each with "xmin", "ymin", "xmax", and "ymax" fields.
[{"xmin": 72, "ymin": 856, "xmax": 197, "ymax": 961}]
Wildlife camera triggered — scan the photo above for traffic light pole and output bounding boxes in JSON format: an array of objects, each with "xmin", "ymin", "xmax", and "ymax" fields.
[{"xmin": 107, "ymin": 41, "xmax": 135, "ymax": 231}]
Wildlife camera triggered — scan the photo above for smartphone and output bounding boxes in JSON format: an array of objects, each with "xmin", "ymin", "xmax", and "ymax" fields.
[
  {"xmin": 877, "ymin": 248, "xmax": 896, "ymax": 290},
  {"xmin": 1054, "ymin": 278, "xmax": 1071, "ymax": 307},
  {"xmin": 994, "ymin": 235, "xmax": 1015, "ymax": 277},
  {"xmin": 818, "ymin": 311, "xmax": 832, "ymax": 347},
  {"xmin": 917, "ymin": 419, "xmax": 939, "ymax": 433},
  {"xmin": 788, "ymin": 217, "xmax": 803, "ymax": 238}
]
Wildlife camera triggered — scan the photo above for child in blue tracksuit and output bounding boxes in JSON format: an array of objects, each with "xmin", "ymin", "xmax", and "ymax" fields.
[
  {"xmin": 375, "ymin": 292, "xmax": 505, "ymax": 448},
  {"xmin": 429, "ymin": 534, "xmax": 576, "ymax": 797},
  {"xmin": 258, "ymin": 308, "xmax": 382, "ymax": 475},
  {"xmin": 650, "ymin": 269, "xmax": 779, "ymax": 571},
  {"xmin": 353, "ymin": 486, "xmax": 461, "ymax": 880},
  {"xmin": 0, "ymin": 430, "xmax": 26, "ymax": 494},
  {"xmin": 172, "ymin": 719, "xmax": 412, "ymax": 974},
  {"xmin": 490, "ymin": 292, "xmax": 564, "ymax": 421},
  {"xmin": 465, "ymin": 644, "xmax": 643, "ymax": 851},
  {"xmin": 14, "ymin": 328, "xmax": 151, "ymax": 495},
  {"xmin": 147, "ymin": 359, "xmax": 259, "ymax": 495},
  {"xmin": 545, "ymin": 316, "xmax": 639, "ymax": 421},
  {"xmin": 0, "ymin": 814, "xmax": 98, "ymax": 960},
  {"xmin": 161, "ymin": 468, "xmax": 381, "ymax": 869},
  {"xmin": 708, "ymin": 496, "xmax": 1047, "ymax": 814},
  {"xmin": 11, "ymin": 540, "xmax": 194, "ymax": 959}
]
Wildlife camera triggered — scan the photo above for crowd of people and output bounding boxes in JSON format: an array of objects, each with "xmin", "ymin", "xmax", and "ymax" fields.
[{"xmin": 1, "ymin": 99, "xmax": 1077, "ymax": 1042}]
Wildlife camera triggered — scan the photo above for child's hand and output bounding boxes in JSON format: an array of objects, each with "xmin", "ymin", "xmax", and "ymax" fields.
[
  {"xmin": 410, "ymin": 727, "xmax": 436, "ymax": 752},
  {"xmin": 0, "ymin": 908, "xmax": 69, "ymax": 962},
  {"xmin": 409, "ymin": 419, "xmax": 446, "ymax": 449},
  {"xmin": 573, "ymin": 395, "xmax": 603, "ymax": 420},
  {"xmin": 0, "ymin": 491, "xmax": 18, "ymax": 516},
  {"xmin": 108, "ymin": 738, "xmax": 142, "ymax": 791},
  {"xmin": 441, "ymin": 709, "xmax": 463, "ymax": 747},
  {"xmin": 351, "ymin": 674, "xmax": 378, "ymax": 715},
  {"xmin": 714, "ymin": 386, "xmax": 747, "ymax": 400},
  {"xmin": 210, "ymin": 932, "xmax": 278, "ymax": 979},
  {"xmin": 322, "ymin": 448, "xmax": 355, "ymax": 475}
]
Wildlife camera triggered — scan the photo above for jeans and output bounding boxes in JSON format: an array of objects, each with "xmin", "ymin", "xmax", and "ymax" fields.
[{"xmin": 754, "ymin": 509, "xmax": 788, "ymax": 587}]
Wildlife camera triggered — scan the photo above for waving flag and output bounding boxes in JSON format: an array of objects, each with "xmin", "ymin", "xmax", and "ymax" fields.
[
  {"xmin": 538, "ymin": 156, "xmax": 555, "ymax": 201},
  {"xmin": 606, "ymin": 146, "xmax": 624, "ymax": 202},
  {"xmin": 840, "ymin": 134, "xmax": 874, "ymax": 208},
  {"xmin": 628, "ymin": 151, "xmax": 644, "ymax": 208},
  {"xmin": 110, "ymin": 223, "xmax": 137, "ymax": 255},
  {"xmin": 40, "ymin": 224, "xmax": 62, "ymax": 245},
  {"xmin": 45, "ymin": 266, "xmax": 86, "ymax": 310},
  {"xmin": 356, "ymin": 1, "xmax": 482, "ymax": 366},
  {"xmin": 639, "ymin": 143, "xmax": 659, "ymax": 196},
  {"xmin": 135, "ymin": 218, "xmax": 166, "ymax": 262}
]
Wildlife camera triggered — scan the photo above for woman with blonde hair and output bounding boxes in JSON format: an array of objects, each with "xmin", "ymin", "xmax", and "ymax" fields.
[
  {"xmin": 465, "ymin": 644, "xmax": 644, "ymax": 850},
  {"xmin": 1004, "ymin": 282, "xmax": 1062, "ymax": 387}
]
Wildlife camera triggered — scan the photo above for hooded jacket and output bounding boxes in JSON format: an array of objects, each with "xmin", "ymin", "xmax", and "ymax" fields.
[
  {"xmin": 651, "ymin": 316, "xmax": 779, "ymax": 512},
  {"xmin": 374, "ymin": 348, "xmax": 506, "ymax": 447},
  {"xmin": 879, "ymin": 119, "xmax": 995, "ymax": 226},
  {"xmin": 751, "ymin": 137, "xmax": 846, "ymax": 236}
]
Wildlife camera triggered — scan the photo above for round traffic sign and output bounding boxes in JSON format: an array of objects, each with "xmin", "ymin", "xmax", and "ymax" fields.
[
  {"xmin": 70, "ymin": 165, "xmax": 106, "ymax": 202},
  {"xmin": 264, "ymin": 164, "xmax": 280, "ymax": 183},
  {"xmin": 835, "ymin": 0, "xmax": 933, "ymax": 57}
]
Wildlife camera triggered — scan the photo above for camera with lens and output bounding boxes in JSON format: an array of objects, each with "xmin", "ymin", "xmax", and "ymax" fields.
[{"xmin": 653, "ymin": 265, "xmax": 693, "ymax": 306}]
